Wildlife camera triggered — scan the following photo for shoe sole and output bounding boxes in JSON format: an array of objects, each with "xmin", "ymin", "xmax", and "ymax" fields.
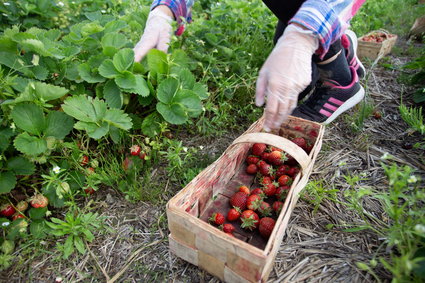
[
  {"xmin": 323, "ymin": 85, "xmax": 365, "ymax": 124},
  {"xmin": 345, "ymin": 30, "xmax": 366, "ymax": 78}
]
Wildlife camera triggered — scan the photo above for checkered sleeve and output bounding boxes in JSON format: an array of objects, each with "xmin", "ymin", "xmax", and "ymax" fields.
[
  {"xmin": 289, "ymin": 0, "xmax": 365, "ymax": 58},
  {"xmin": 151, "ymin": 0, "xmax": 195, "ymax": 26}
]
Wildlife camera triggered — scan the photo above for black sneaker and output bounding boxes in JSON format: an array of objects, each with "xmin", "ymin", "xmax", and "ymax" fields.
[
  {"xmin": 292, "ymin": 67, "xmax": 365, "ymax": 124},
  {"xmin": 342, "ymin": 30, "xmax": 366, "ymax": 79}
]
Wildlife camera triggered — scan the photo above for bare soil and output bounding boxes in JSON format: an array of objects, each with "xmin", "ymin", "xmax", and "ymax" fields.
[{"xmin": 2, "ymin": 38, "xmax": 424, "ymax": 283}]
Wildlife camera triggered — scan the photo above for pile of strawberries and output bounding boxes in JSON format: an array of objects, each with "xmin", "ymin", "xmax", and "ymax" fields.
[{"xmin": 209, "ymin": 137, "xmax": 312, "ymax": 239}]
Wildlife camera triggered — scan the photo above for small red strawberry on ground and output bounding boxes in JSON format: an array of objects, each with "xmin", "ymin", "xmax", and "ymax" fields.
[
  {"xmin": 258, "ymin": 201, "xmax": 272, "ymax": 217},
  {"xmin": 259, "ymin": 217, "xmax": 276, "ymax": 238},
  {"xmin": 230, "ymin": 192, "xmax": 248, "ymax": 210},
  {"xmin": 263, "ymin": 182, "xmax": 277, "ymax": 197},
  {"xmin": 30, "ymin": 194, "xmax": 48, "ymax": 208},
  {"xmin": 272, "ymin": 201, "xmax": 284, "ymax": 214},
  {"xmin": 252, "ymin": 143, "xmax": 267, "ymax": 156},
  {"xmin": 222, "ymin": 223, "xmax": 235, "ymax": 233},
  {"xmin": 130, "ymin": 145, "xmax": 141, "ymax": 156},
  {"xmin": 0, "ymin": 204, "xmax": 16, "ymax": 217},
  {"xmin": 240, "ymin": 210, "xmax": 259, "ymax": 231},
  {"xmin": 84, "ymin": 187, "xmax": 95, "ymax": 195},
  {"xmin": 246, "ymin": 155, "xmax": 260, "ymax": 165},
  {"xmin": 238, "ymin": 185, "xmax": 250, "ymax": 195},
  {"xmin": 277, "ymin": 175, "xmax": 292, "ymax": 186},
  {"xmin": 209, "ymin": 212, "xmax": 225, "ymax": 225},
  {"xmin": 291, "ymin": 137, "xmax": 307, "ymax": 150},
  {"xmin": 268, "ymin": 150, "xmax": 287, "ymax": 166},
  {"xmin": 246, "ymin": 194, "xmax": 262, "ymax": 210},
  {"xmin": 80, "ymin": 155, "xmax": 89, "ymax": 166},
  {"xmin": 227, "ymin": 207, "xmax": 241, "ymax": 221},
  {"xmin": 250, "ymin": 188, "xmax": 264, "ymax": 196},
  {"xmin": 246, "ymin": 164, "xmax": 258, "ymax": 175}
]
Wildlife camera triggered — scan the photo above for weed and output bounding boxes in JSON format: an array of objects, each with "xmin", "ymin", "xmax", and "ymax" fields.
[
  {"xmin": 301, "ymin": 180, "xmax": 340, "ymax": 214},
  {"xmin": 400, "ymin": 103, "xmax": 425, "ymax": 135}
]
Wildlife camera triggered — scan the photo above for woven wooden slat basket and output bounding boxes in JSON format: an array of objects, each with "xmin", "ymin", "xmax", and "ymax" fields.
[
  {"xmin": 167, "ymin": 115, "xmax": 324, "ymax": 282},
  {"xmin": 358, "ymin": 30, "xmax": 398, "ymax": 61}
]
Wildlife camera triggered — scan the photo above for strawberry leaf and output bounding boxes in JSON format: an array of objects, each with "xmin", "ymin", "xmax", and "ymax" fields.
[
  {"xmin": 101, "ymin": 33, "xmax": 128, "ymax": 49},
  {"xmin": 112, "ymin": 48, "xmax": 134, "ymax": 73},
  {"xmin": 141, "ymin": 113, "xmax": 162, "ymax": 137},
  {"xmin": 14, "ymin": 132, "xmax": 47, "ymax": 156},
  {"xmin": 44, "ymin": 111, "xmax": 74, "ymax": 140},
  {"xmin": 11, "ymin": 103, "xmax": 46, "ymax": 135},
  {"xmin": 129, "ymin": 75, "xmax": 150, "ymax": 97},
  {"xmin": 103, "ymin": 109, "xmax": 132, "ymax": 130},
  {"xmin": 157, "ymin": 77, "xmax": 179, "ymax": 104},
  {"xmin": 78, "ymin": 63, "xmax": 105, "ymax": 83},
  {"xmin": 99, "ymin": 59, "xmax": 120, "ymax": 78},
  {"xmin": 115, "ymin": 71, "xmax": 136, "ymax": 89},
  {"xmin": 103, "ymin": 80, "xmax": 122, "ymax": 109},
  {"xmin": 156, "ymin": 102, "xmax": 187, "ymax": 125},
  {"xmin": 0, "ymin": 171, "xmax": 17, "ymax": 194},
  {"xmin": 6, "ymin": 157, "xmax": 35, "ymax": 175},
  {"xmin": 62, "ymin": 95, "xmax": 107, "ymax": 123}
]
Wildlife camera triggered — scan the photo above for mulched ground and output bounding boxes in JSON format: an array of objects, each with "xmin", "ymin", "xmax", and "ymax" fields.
[{"xmin": 2, "ymin": 38, "xmax": 424, "ymax": 283}]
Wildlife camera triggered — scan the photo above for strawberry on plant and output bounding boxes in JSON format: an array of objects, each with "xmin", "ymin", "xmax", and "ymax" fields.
[
  {"xmin": 222, "ymin": 223, "xmax": 235, "ymax": 233},
  {"xmin": 278, "ymin": 175, "xmax": 292, "ymax": 186},
  {"xmin": 139, "ymin": 152, "xmax": 147, "ymax": 160},
  {"xmin": 240, "ymin": 210, "xmax": 259, "ymax": 231},
  {"xmin": 16, "ymin": 201, "xmax": 28, "ymax": 212},
  {"xmin": 246, "ymin": 194, "xmax": 262, "ymax": 210},
  {"xmin": 272, "ymin": 201, "xmax": 284, "ymax": 215},
  {"xmin": 238, "ymin": 185, "xmax": 250, "ymax": 195},
  {"xmin": 252, "ymin": 143, "xmax": 267, "ymax": 156},
  {"xmin": 227, "ymin": 207, "xmax": 241, "ymax": 221},
  {"xmin": 246, "ymin": 155, "xmax": 260, "ymax": 165},
  {"xmin": 259, "ymin": 217, "xmax": 276, "ymax": 238},
  {"xmin": 209, "ymin": 212, "xmax": 225, "ymax": 225},
  {"xmin": 0, "ymin": 204, "xmax": 16, "ymax": 217},
  {"xmin": 86, "ymin": 167, "xmax": 95, "ymax": 175},
  {"xmin": 246, "ymin": 164, "xmax": 258, "ymax": 175},
  {"xmin": 230, "ymin": 192, "xmax": 248, "ymax": 210},
  {"xmin": 12, "ymin": 212, "xmax": 25, "ymax": 221},
  {"xmin": 84, "ymin": 187, "xmax": 95, "ymax": 195},
  {"xmin": 80, "ymin": 155, "xmax": 89, "ymax": 166},
  {"xmin": 130, "ymin": 145, "xmax": 141, "ymax": 156},
  {"xmin": 30, "ymin": 194, "xmax": 48, "ymax": 208}
]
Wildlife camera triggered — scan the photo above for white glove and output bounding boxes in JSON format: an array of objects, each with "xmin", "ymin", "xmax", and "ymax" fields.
[
  {"xmin": 256, "ymin": 24, "xmax": 319, "ymax": 132},
  {"xmin": 133, "ymin": 7, "xmax": 173, "ymax": 62}
]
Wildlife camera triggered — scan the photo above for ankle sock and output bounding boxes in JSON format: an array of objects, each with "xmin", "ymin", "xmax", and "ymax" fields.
[{"xmin": 317, "ymin": 49, "xmax": 352, "ymax": 86}]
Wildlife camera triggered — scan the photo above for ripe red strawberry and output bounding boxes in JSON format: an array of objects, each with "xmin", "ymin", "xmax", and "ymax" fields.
[
  {"xmin": 246, "ymin": 155, "xmax": 260, "ymax": 165},
  {"xmin": 285, "ymin": 154, "xmax": 297, "ymax": 166},
  {"xmin": 259, "ymin": 176, "xmax": 272, "ymax": 186},
  {"xmin": 130, "ymin": 145, "xmax": 141, "ymax": 156},
  {"xmin": 287, "ymin": 166, "xmax": 300, "ymax": 178},
  {"xmin": 268, "ymin": 150, "xmax": 287, "ymax": 166},
  {"xmin": 272, "ymin": 201, "xmax": 284, "ymax": 214},
  {"xmin": 276, "ymin": 165, "xmax": 290, "ymax": 178},
  {"xmin": 305, "ymin": 143, "xmax": 314, "ymax": 154},
  {"xmin": 246, "ymin": 164, "xmax": 258, "ymax": 175},
  {"xmin": 259, "ymin": 217, "xmax": 276, "ymax": 238},
  {"xmin": 86, "ymin": 167, "xmax": 95, "ymax": 175},
  {"xmin": 227, "ymin": 207, "xmax": 241, "ymax": 221},
  {"xmin": 291, "ymin": 137, "xmax": 307, "ymax": 150},
  {"xmin": 139, "ymin": 152, "xmax": 147, "ymax": 160},
  {"xmin": 12, "ymin": 212, "xmax": 25, "ymax": 221},
  {"xmin": 240, "ymin": 210, "xmax": 259, "ymax": 231},
  {"xmin": 293, "ymin": 125, "xmax": 303, "ymax": 132},
  {"xmin": 238, "ymin": 185, "xmax": 250, "ymax": 195},
  {"xmin": 252, "ymin": 143, "xmax": 267, "ymax": 156},
  {"xmin": 270, "ymin": 146, "xmax": 282, "ymax": 152},
  {"xmin": 246, "ymin": 194, "xmax": 262, "ymax": 210},
  {"xmin": 30, "ymin": 194, "xmax": 48, "ymax": 208},
  {"xmin": 250, "ymin": 188, "xmax": 264, "ymax": 196},
  {"xmin": 222, "ymin": 223, "xmax": 235, "ymax": 233},
  {"xmin": 84, "ymin": 187, "xmax": 95, "ymax": 195},
  {"xmin": 260, "ymin": 151, "xmax": 271, "ymax": 162},
  {"xmin": 258, "ymin": 201, "xmax": 272, "ymax": 217},
  {"xmin": 80, "ymin": 155, "xmax": 89, "ymax": 166},
  {"xmin": 276, "ymin": 186, "xmax": 289, "ymax": 201},
  {"xmin": 230, "ymin": 192, "xmax": 248, "ymax": 210},
  {"xmin": 259, "ymin": 162, "xmax": 274, "ymax": 176},
  {"xmin": 309, "ymin": 129, "xmax": 318, "ymax": 138},
  {"xmin": 278, "ymin": 175, "xmax": 292, "ymax": 186},
  {"xmin": 0, "ymin": 204, "xmax": 16, "ymax": 217},
  {"xmin": 263, "ymin": 182, "xmax": 277, "ymax": 197},
  {"xmin": 209, "ymin": 212, "xmax": 225, "ymax": 225}
]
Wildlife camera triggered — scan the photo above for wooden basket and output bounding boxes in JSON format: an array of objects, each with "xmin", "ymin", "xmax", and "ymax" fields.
[
  {"xmin": 358, "ymin": 30, "xmax": 398, "ymax": 61},
  {"xmin": 167, "ymin": 115, "xmax": 324, "ymax": 282}
]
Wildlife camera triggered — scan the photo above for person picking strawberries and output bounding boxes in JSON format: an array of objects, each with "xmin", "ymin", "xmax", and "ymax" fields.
[{"xmin": 133, "ymin": 0, "xmax": 366, "ymax": 131}]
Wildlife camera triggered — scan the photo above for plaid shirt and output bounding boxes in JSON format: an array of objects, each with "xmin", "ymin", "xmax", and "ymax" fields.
[{"xmin": 151, "ymin": 0, "xmax": 365, "ymax": 56}]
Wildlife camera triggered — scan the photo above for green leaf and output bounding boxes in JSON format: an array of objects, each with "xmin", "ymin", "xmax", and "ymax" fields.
[
  {"xmin": 63, "ymin": 235, "xmax": 74, "ymax": 259},
  {"xmin": 28, "ymin": 207, "xmax": 48, "ymax": 220},
  {"xmin": 74, "ymin": 121, "xmax": 109, "ymax": 139},
  {"xmin": 170, "ymin": 49, "xmax": 191, "ymax": 69},
  {"xmin": 31, "ymin": 65, "xmax": 49, "ymax": 80},
  {"xmin": 0, "ymin": 172, "xmax": 17, "ymax": 194},
  {"xmin": 115, "ymin": 71, "xmax": 136, "ymax": 89},
  {"xmin": 156, "ymin": 102, "xmax": 187, "ymax": 125},
  {"xmin": 175, "ymin": 89, "xmax": 202, "ymax": 112},
  {"xmin": 103, "ymin": 109, "xmax": 133, "ymax": 130},
  {"xmin": 141, "ymin": 113, "xmax": 162, "ymax": 137},
  {"xmin": 130, "ymin": 75, "xmax": 150, "ymax": 97},
  {"xmin": 157, "ymin": 78, "xmax": 179, "ymax": 104},
  {"xmin": 80, "ymin": 22, "xmax": 104, "ymax": 37},
  {"xmin": 193, "ymin": 82, "xmax": 209, "ymax": 100},
  {"xmin": 0, "ymin": 52, "xmax": 27, "ymax": 72},
  {"xmin": 7, "ymin": 157, "xmax": 35, "ymax": 175},
  {"xmin": 98, "ymin": 59, "xmax": 120, "ymax": 78},
  {"xmin": 20, "ymin": 39, "xmax": 52, "ymax": 57},
  {"xmin": 14, "ymin": 132, "xmax": 47, "ymax": 155},
  {"xmin": 33, "ymin": 82, "xmax": 68, "ymax": 102},
  {"xmin": 101, "ymin": 33, "xmax": 128, "ymax": 49},
  {"xmin": 30, "ymin": 220, "xmax": 48, "ymax": 238},
  {"xmin": 147, "ymin": 49, "xmax": 168, "ymax": 77},
  {"xmin": 109, "ymin": 126, "xmax": 121, "ymax": 144},
  {"xmin": 103, "ymin": 80, "xmax": 122, "ymax": 109},
  {"xmin": 74, "ymin": 236, "xmax": 86, "ymax": 254},
  {"xmin": 44, "ymin": 111, "xmax": 74, "ymax": 139},
  {"xmin": 11, "ymin": 103, "xmax": 45, "ymax": 135},
  {"xmin": 176, "ymin": 68, "xmax": 195, "ymax": 90},
  {"xmin": 82, "ymin": 229, "xmax": 95, "ymax": 242},
  {"xmin": 104, "ymin": 20, "xmax": 128, "ymax": 33},
  {"xmin": 62, "ymin": 95, "xmax": 107, "ymax": 123},
  {"xmin": 113, "ymin": 48, "xmax": 134, "ymax": 72},
  {"xmin": 78, "ymin": 63, "xmax": 105, "ymax": 83},
  {"xmin": 0, "ymin": 128, "xmax": 14, "ymax": 152}
]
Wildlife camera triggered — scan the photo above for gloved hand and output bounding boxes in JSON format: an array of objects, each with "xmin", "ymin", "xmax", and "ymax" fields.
[
  {"xmin": 255, "ymin": 24, "xmax": 319, "ymax": 132},
  {"xmin": 133, "ymin": 6, "xmax": 174, "ymax": 62}
]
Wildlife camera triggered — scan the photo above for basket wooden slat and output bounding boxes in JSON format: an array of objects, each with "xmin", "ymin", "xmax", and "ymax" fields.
[{"xmin": 167, "ymin": 115, "xmax": 324, "ymax": 282}]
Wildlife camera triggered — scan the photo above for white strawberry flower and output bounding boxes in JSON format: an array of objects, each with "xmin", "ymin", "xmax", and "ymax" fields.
[
  {"xmin": 2, "ymin": 222, "xmax": 10, "ymax": 227},
  {"xmin": 53, "ymin": 166, "xmax": 61, "ymax": 174}
]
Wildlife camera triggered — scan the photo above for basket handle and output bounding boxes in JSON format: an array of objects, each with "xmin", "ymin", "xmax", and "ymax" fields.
[{"xmin": 231, "ymin": 132, "xmax": 310, "ymax": 172}]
